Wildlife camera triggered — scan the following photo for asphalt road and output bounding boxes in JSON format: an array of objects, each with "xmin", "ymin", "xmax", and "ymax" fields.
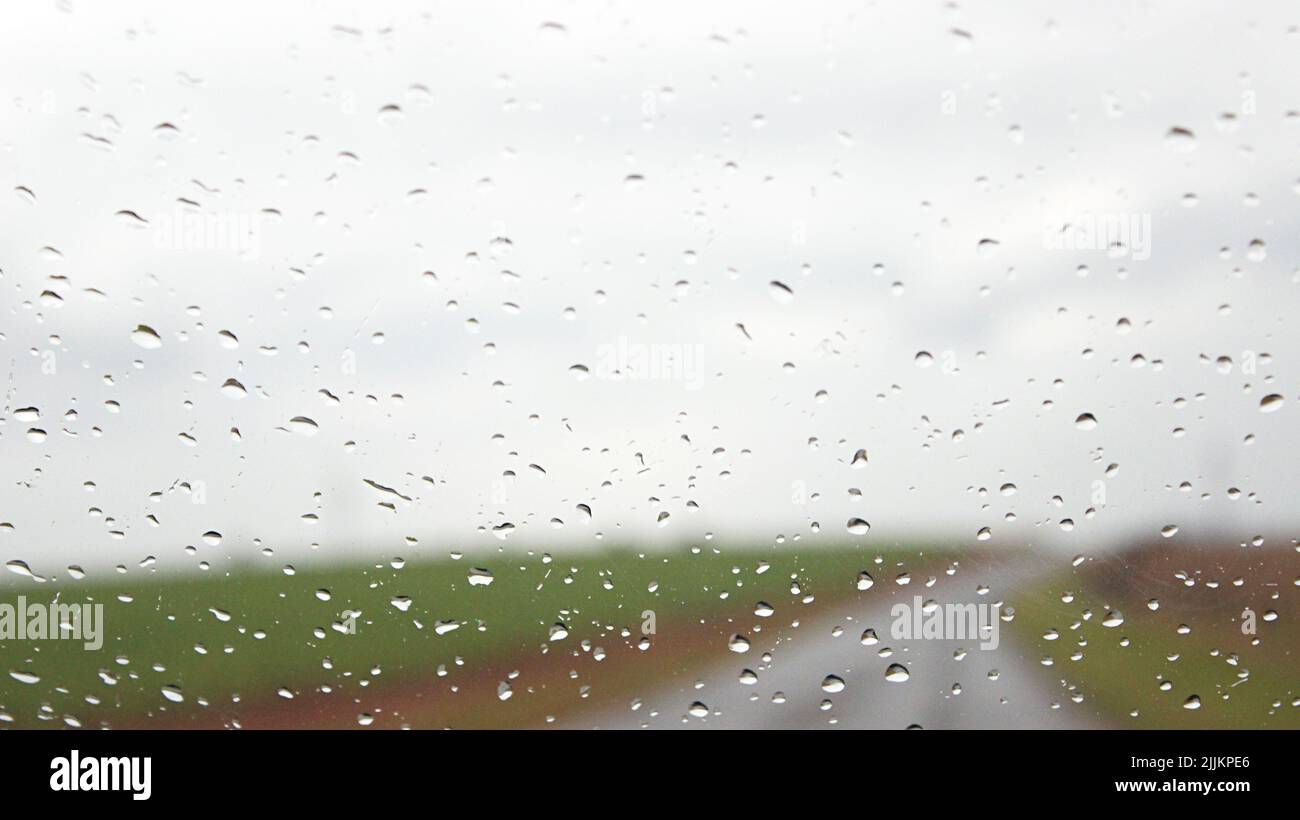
[{"xmin": 568, "ymin": 564, "xmax": 1103, "ymax": 729}]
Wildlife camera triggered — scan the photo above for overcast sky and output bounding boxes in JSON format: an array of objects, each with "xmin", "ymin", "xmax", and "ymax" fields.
[{"xmin": 1, "ymin": 0, "xmax": 1297, "ymax": 575}]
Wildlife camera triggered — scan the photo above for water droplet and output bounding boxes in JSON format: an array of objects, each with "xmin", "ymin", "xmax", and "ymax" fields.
[
  {"xmin": 434, "ymin": 620, "xmax": 460, "ymax": 635},
  {"xmin": 1164, "ymin": 126, "xmax": 1196, "ymax": 152},
  {"xmin": 768, "ymin": 280, "xmax": 794, "ymax": 303},
  {"xmin": 221, "ymin": 378, "xmax": 248, "ymax": 399},
  {"xmin": 289, "ymin": 417, "xmax": 319, "ymax": 436},
  {"xmin": 131, "ymin": 325, "xmax": 162, "ymax": 349},
  {"xmin": 115, "ymin": 209, "xmax": 149, "ymax": 227},
  {"xmin": 5, "ymin": 560, "xmax": 35, "ymax": 578}
]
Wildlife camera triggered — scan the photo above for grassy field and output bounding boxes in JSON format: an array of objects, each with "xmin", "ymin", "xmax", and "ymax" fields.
[
  {"xmin": 1007, "ymin": 549, "xmax": 1299, "ymax": 730},
  {"xmin": 0, "ymin": 543, "xmax": 927, "ymax": 728},
  {"xmin": 4, "ymin": 539, "xmax": 1291, "ymax": 729}
]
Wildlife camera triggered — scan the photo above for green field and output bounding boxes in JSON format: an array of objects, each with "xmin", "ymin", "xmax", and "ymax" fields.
[
  {"xmin": 1008, "ymin": 566, "xmax": 1299, "ymax": 729},
  {"xmin": 4, "ymin": 542, "xmax": 1291, "ymax": 729},
  {"xmin": 0, "ymin": 543, "xmax": 919, "ymax": 728}
]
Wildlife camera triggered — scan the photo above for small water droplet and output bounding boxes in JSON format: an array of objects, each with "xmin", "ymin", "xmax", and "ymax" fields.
[
  {"xmin": 768, "ymin": 280, "xmax": 794, "ymax": 303},
  {"xmin": 131, "ymin": 325, "xmax": 162, "ymax": 349},
  {"xmin": 1164, "ymin": 126, "xmax": 1196, "ymax": 152}
]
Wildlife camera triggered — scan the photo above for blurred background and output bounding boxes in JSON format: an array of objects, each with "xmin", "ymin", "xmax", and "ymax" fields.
[{"xmin": 0, "ymin": 0, "xmax": 1295, "ymax": 729}]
